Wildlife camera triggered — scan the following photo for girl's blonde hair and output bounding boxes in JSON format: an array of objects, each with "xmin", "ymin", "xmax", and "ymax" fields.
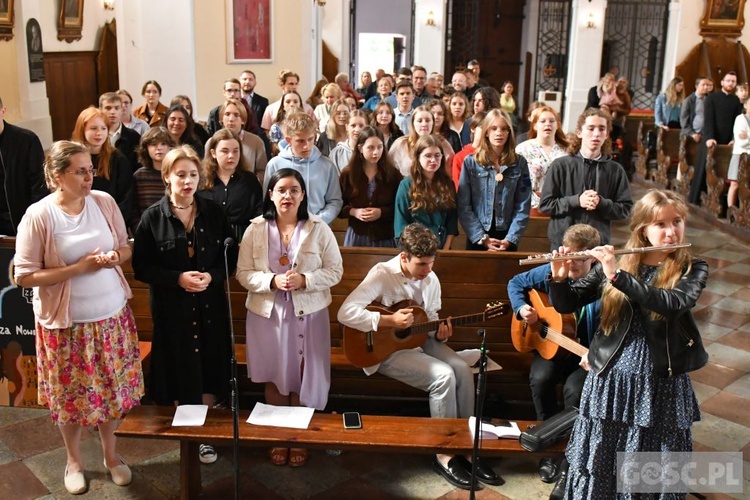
[
  {"xmin": 474, "ymin": 109, "xmax": 518, "ymax": 166},
  {"xmin": 599, "ymin": 189, "xmax": 692, "ymax": 334},
  {"xmin": 161, "ymin": 145, "xmax": 205, "ymax": 195},
  {"xmin": 325, "ymin": 98, "xmax": 350, "ymax": 140}
]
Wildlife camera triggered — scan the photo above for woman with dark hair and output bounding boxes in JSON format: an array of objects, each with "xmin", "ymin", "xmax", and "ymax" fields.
[
  {"xmin": 306, "ymin": 78, "xmax": 329, "ymax": 110},
  {"xmin": 200, "ymin": 129, "xmax": 263, "ymax": 240},
  {"xmin": 131, "ymin": 126, "xmax": 174, "ymax": 229},
  {"xmin": 499, "ymin": 81, "xmax": 520, "ymax": 132},
  {"xmin": 394, "ymin": 134, "xmax": 458, "ymax": 249},
  {"xmin": 339, "ymin": 126, "xmax": 402, "ymax": 247},
  {"xmin": 164, "ymin": 105, "xmax": 204, "ymax": 157},
  {"xmin": 133, "ymin": 80, "xmax": 168, "ymax": 127},
  {"xmin": 132, "ymin": 145, "xmax": 236, "ymax": 466},
  {"xmin": 370, "ymin": 101, "xmax": 403, "ymax": 150},
  {"xmin": 217, "ymin": 98, "xmax": 268, "ymax": 181},
  {"xmin": 71, "ymin": 107, "xmax": 133, "ymax": 221},
  {"xmin": 269, "ymin": 90, "xmax": 304, "ymax": 154},
  {"xmin": 425, "ymin": 98, "xmax": 462, "ymax": 154},
  {"xmin": 170, "ymin": 95, "xmax": 210, "ymax": 144},
  {"xmin": 236, "ymin": 168, "xmax": 343, "ymax": 467}
]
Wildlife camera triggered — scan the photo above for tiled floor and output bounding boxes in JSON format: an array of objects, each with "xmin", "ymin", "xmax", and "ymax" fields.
[{"xmin": 1, "ymin": 180, "xmax": 749, "ymax": 499}]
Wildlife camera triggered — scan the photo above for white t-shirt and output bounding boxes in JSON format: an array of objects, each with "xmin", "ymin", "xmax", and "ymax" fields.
[{"xmin": 49, "ymin": 196, "xmax": 127, "ymax": 322}]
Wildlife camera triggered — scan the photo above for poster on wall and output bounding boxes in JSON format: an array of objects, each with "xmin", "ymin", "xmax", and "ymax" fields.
[
  {"xmin": 226, "ymin": 0, "xmax": 273, "ymax": 63},
  {"xmin": 26, "ymin": 19, "xmax": 45, "ymax": 82},
  {"xmin": 0, "ymin": 247, "xmax": 39, "ymax": 408}
]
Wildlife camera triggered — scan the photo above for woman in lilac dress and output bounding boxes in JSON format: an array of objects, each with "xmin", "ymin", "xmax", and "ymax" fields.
[{"xmin": 236, "ymin": 168, "xmax": 343, "ymax": 467}]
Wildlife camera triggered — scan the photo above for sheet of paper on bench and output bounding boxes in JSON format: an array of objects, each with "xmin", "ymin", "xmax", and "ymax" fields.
[
  {"xmin": 247, "ymin": 402, "xmax": 315, "ymax": 429},
  {"xmin": 468, "ymin": 417, "xmax": 522, "ymax": 439},
  {"xmin": 172, "ymin": 405, "xmax": 208, "ymax": 427},
  {"xmin": 457, "ymin": 349, "xmax": 502, "ymax": 374}
]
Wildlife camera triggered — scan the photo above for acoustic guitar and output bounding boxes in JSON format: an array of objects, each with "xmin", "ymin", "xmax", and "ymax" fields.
[
  {"xmin": 510, "ymin": 289, "xmax": 588, "ymax": 360},
  {"xmin": 343, "ymin": 300, "xmax": 508, "ymax": 368}
]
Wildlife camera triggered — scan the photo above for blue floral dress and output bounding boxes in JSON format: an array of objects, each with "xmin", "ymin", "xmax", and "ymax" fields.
[{"xmin": 564, "ymin": 265, "xmax": 701, "ymax": 499}]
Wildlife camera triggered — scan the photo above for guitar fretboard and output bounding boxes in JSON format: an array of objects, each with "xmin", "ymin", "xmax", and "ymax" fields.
[
  {"xmin": 407, "ymin": 312, "xmax": 488, "ymax": 335},
  {"xmin": 533, "ymin": 323, "xmax": 588, "ymax": 358}
]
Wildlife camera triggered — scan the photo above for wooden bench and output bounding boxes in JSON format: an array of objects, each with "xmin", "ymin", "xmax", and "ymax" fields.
[
  {"xmin": 672, "ymin": 135, "xmax": 698, "ymax": 199},
  {"xmin": 124, "ymin": 247, "xmax": 545, "ymax": 418},
  {"xmin": 330, "ymin": 216, "xmax": 551, "ymax": 254},
  {"xmin": 728, "ymin": 152, "xmax": 750, "ymax": 228},
  {"xmin": 701, "ymin": 144, "xmax": 732, "ymax": 218},
  {"xmin": 630, "ymin": 114, "xmax": 654, "ymax": 179},
  {"xmin": 116, "ymin": 405, "xmax": 565, "ymax": 499},
  {"xmin": 654, "ymin": 127, "xmax": 681, "ymax": 188}
]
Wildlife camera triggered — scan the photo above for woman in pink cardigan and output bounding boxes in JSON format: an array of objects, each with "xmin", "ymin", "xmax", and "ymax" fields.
[{"xmin": 14, "ymin": 141, "xmax": 143, "ymax": 495}]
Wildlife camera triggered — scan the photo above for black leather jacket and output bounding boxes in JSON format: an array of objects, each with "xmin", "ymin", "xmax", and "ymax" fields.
[{"xmin": 549, "ymin": 258, "xmax": 709, "ymax": 378}]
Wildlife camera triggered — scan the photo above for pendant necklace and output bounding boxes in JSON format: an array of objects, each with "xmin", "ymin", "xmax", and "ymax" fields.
[{"xmin": 278, "ymin": 224, "xmax": 295, "ymax": 267}]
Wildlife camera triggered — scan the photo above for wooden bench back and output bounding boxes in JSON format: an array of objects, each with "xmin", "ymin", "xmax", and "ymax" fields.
[
  {"xmin": 654, "ymin": 128, "xmax": 681, "ymax": 187},
  {"xmin": 702, "ymin": 144, "xmax": 733, "ymax": 217},
  {"xmin": 673, "ymin": 136, "xmax": 699, "ymax": 198},
  {"xmin": 729, "ymin": 153, "xmax": 750, "ymax": 228}
]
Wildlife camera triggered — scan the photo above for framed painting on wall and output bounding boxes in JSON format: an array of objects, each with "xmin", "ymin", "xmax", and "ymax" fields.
[
  {"xmin": 0, "ymin": 0, "xmax": 15, "ymax": 41},
  {"xmin": 58, "ymin": 0, "xmax": 84, "ymax": 43},
  {"xmin": 700, "ymin": 0, "xmax": 746, "ymax": 37},
  {"xmin": 226, "ymin": 0, "xmax": 273, "ymax": 63}
]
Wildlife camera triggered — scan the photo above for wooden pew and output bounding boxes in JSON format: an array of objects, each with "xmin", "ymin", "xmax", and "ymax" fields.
[
  {"xmin": 728, "ymin": 152, "xmax": 750, "ymax": 228},
  {"xmin": 634, "ymin": 119, "xmax": 649, "ymax": 179},
  {"xmin": 654, "ymin": 128, "xmax": 681, "ymax": 188},
  {"xmin": 701, "ymin": 144, "xmax": 732, "ymax": 218},
  {"xmin": 672, "ymin": 136, "xmax": 698, "ymax": 199},
  {"xmin": 123, "ymin": 247, "xmax": 543, "ymax": 418},
  {"xmin": 331, "ymin": 216, "xmax": 551, "ymax": 254},
  {"xmin": 116, "ymin": 405, "xmax": 565, "ymax": 499}
]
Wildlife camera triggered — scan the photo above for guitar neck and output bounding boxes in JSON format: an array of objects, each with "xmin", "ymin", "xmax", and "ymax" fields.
[
  {"xmin": 545, "ymin": 330, "xmax": 589, "ymax": 357},
  {"xmin": 411, "ymin": 312, "xmax": 487, "ymax": 334}
]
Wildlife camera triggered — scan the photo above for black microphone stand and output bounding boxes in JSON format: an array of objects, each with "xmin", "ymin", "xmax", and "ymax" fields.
[
  {"xmin": 470, "ymin": 328, "xmax": 488, "ymax": 499},
  {"xmin": 223, "ymin": 238, "xmax": 240, "ymax": 500}
]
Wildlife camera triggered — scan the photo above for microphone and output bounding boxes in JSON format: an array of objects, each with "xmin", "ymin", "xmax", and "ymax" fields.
[
  {"xmin": 224, "ymin": 237, "xmax": 235, "ymax": 248},
  {"xmin": 222, "ymin": 235, "xmax": 240, "ymax": 498}
]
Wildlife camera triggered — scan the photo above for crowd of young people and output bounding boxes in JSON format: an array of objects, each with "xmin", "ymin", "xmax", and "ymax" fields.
[{"xmin": 9, "ymin": 62, "xmax": 710, "ymax": 500}]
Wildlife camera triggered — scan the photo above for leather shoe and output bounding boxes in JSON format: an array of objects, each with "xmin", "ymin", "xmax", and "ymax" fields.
[
  {"xmin": 538, "ymin": 456, "xmax": 559, "ymax": 483},
  {"xmin": 549, "ymin": 458, "xmax": 569, "ymax": 500},
  {"xmin": 432, "ymin": 456, "xmax": 481, "ymax": 490},
  {"xmin": 457, "ymin": 455, "xmax": 505, "ymax": 486}
]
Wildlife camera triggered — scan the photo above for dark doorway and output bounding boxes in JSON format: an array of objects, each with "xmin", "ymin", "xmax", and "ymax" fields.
[{"xmin": 444, "ymin": 0, "xmax": 526, "ymax": 90}]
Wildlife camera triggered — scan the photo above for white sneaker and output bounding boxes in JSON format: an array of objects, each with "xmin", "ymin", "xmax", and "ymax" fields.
[{"xmin": 199, "ymin": 444, "xmax": 217, "ymax": 464}]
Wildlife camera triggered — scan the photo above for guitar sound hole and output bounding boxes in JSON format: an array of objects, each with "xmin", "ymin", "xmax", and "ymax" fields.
[
  {"xmin": 395, "ymin": 328, "xmax": 411, "ymax": 339},
  {"xmin": 540, "ymin": 321, "xmax": 549, "ymax": 339}
]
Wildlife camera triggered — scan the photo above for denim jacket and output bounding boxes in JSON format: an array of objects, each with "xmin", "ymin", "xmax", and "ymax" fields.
[{"xmin": 457, "ymin": 154, "xmax": 532, "ymax": 245}]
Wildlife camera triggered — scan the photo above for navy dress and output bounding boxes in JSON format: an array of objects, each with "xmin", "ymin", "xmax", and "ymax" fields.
[{"xmin": 564, "ymin": 265, "xmax": 701, "ymax": 500}]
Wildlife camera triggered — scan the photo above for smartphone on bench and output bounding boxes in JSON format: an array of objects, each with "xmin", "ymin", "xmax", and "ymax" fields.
[{"xmin": 343, "ymin": 412, "xmax": 362, "ymax": 429}]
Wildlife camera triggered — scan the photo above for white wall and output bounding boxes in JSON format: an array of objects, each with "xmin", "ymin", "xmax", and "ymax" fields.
[
  {"xmin": 562, "ymin": 0, "xmax": 607, "ymax": 131},
  {"xmin": 321, "ymin": 0, "xmax": 349, "ymax": 75},
  {"xmin": 412, "ymin": 0, "xmax": 446, "ymax": 75},
  {"xmin": 116, "ymin": 0, "xmax": 196, "ymax": 117}
]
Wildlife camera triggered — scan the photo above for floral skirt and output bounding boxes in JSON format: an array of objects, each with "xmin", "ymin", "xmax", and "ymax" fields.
[{"xmin": 36, "ymin": 305, "xmax": 144, "ymax": 427}]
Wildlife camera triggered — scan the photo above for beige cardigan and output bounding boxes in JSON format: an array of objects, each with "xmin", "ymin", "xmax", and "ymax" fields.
[{"xmin": 236, "ymin": 214, "xmax": 343, "ymax": 318}]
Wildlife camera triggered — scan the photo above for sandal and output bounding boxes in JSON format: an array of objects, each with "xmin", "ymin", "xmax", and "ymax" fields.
[
  {"xmin": 289, "ymin": 448, "xmax": 308, "ymax": 467},
  {"xmin": 269, "ymin": 447, "xmax": 289, "ymax": 466}
]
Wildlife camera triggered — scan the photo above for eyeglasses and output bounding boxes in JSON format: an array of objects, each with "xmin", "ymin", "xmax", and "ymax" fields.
[
  {"xmin": 421, "ymin": 153, "xmax": 443, "ymax": 161},
  {"xmin": 65, "ymin": 168, "xmax": 95, "ymax": 177},
  {"xmin": 273, "ymin": 188, "xmax": 303, "ymax": 197}
]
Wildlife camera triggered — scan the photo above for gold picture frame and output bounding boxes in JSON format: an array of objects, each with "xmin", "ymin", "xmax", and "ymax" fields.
[
  {"xmin": 58, "ymin": 0, "xmax": 84, "ymax": 43},
  {"xmin": 0, "ymin": 0, "xmax": 15, "ymax": 41},
  {"xmin": 700, "ymin": 0, "xmax": 746, "ymax": 37}
]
